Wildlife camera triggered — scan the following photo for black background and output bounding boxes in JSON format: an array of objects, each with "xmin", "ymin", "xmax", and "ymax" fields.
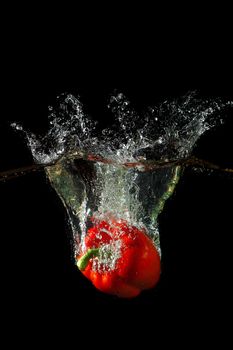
[{"xmin": 1, "ymin": 41, "xmax": 233, "ymax": 343}]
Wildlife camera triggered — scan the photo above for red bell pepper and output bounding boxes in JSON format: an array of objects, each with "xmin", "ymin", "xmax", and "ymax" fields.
[{"xmin": 76, "ymin": 218, "xmax": 161, "ymax": 298}]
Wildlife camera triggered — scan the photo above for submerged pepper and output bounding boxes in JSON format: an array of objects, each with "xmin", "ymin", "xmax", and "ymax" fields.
[{"xmin": 76, "ymin": 219, "xmax": 161, "ymax": 298}]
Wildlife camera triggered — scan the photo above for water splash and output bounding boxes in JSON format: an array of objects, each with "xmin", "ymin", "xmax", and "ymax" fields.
[
  {"xmin": 12, "ymin": 91, "xmax": 232, "ymax": 165},
  {"xmin": 11, "ymin": 91, "xmax": 233, "ymax": 268}
]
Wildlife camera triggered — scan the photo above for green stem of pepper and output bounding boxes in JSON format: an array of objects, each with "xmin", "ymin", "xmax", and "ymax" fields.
[{"xmin": 77, "ymin": 248, "xmax": 100, "ymax": 271}]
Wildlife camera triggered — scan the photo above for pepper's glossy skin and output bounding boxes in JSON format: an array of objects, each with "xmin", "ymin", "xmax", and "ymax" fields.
[{"xmin": 77, "ymin": 219, "xmax": 161, "ymax": 298}]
